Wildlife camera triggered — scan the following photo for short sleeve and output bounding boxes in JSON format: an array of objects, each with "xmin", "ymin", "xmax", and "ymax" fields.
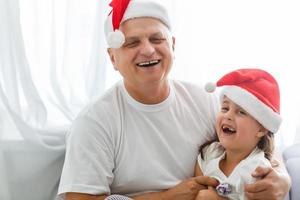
[
  {"xmin": 58, "ymin": 112, "xmax": 115, "ymax": 197},
  {"xmin": 235, "ymin": 150, "xmax": 271, "ymax": 193},
  {"xmin": 197, "ymin": 142, "xmax": 224, "ymax": 173}
]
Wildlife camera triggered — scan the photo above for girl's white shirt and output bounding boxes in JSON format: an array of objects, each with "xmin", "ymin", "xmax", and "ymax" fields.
[{"xmin": 198, "ymin": 142, "xmax": 271, "ymax": 200}]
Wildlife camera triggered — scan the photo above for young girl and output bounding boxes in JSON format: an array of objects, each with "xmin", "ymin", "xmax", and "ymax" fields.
[{"xmin": 195, "ymin": 68, "xmax": 281, "ymax": 200}]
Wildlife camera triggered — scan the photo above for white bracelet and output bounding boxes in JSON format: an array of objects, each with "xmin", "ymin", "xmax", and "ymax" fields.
[{"xmin": 104, "ymin": 194, "xmax": 133, "ymax": 200}]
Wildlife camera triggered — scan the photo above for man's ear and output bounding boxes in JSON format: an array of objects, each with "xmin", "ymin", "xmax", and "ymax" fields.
[
  {"xmin": 107, "ymin": 48, "xmax": 118, "ymax": 70},
  {"xmin": 172, "ymin": 36, "xmax": 175, "ymax": 51}
]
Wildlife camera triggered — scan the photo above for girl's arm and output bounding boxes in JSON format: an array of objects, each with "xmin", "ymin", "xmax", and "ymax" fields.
[
  {"xmin": 194, "ymin": 161, "xmax": 228, "ymax": 200},
  {"xmin": 194, "ymin": 161, "xmax": 204, "ymax": 176}
]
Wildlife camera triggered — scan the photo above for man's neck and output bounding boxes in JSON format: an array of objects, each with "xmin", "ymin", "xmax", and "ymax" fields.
[{"xmin": 124, "ymin": 80, "xmax": 170, "ymax": 104}]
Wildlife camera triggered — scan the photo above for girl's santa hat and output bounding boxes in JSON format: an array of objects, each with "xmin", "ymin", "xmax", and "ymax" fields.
[
  {"xmin": 205, "ymin": 68, "xmax": 282, "ymax": 133},
  {"xmin": 104, "ymin": 0, "xmax": 172, "ymax": 48}
]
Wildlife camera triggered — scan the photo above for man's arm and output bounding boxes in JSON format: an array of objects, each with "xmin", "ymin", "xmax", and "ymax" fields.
[
  {"xmin": 244, "ymin": 150, "xmax": 291, "ymax": 200},
  {"xmin": 134, "ymin": 176, "xmax": 218, "ymax": 200},
  {"xmin": 65, "ymin": 176, "xmax": 218, "ymax": 200},
  {"xmin": 65, "ymin": 192, "xmax": 108, "ymax": 200}
]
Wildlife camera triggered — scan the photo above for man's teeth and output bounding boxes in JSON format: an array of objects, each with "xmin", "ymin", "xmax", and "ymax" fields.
[{"xmin": 137, "ymin": 60, "xmax": 159, "ymax": 67}]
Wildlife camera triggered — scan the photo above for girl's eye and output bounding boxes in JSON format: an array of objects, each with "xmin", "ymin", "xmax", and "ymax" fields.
[
  {"xmin": 221, "ymin": 107, "xmax": 229, "ymax": 112},
  {"xmin": 238, "ymin": 110, "xmax": 247, "ymax": 115}
]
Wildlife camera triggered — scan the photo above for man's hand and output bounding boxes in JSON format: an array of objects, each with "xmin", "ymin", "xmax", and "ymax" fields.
[
  {"xmin": 65, "ymin": 192, "xmax": 107, "ymax": 200},
  {"xmin": 196, "ymin": 186, "xmax": 228, "ymax": 200},
  {"xmin": 65, "ymin": 176, "xmax": 219, "ymax": 200},
  {"xmin": 161, "ymin": 176, "xmax": 219, "ymax": 200},
  {"xmin": 244, "ymin": 166, "xmax": 290, "ymax": 200}
]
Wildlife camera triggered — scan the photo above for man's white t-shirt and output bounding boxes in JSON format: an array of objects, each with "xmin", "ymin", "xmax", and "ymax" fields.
[{"xmin": 58, "ymin": 80, "xmax": 218, "ymax": 197}]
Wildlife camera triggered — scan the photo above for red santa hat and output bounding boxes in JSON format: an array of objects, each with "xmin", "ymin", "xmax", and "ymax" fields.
[
  {"xmin": 205, "ymin": 68, "xmax": 282, "ymax": 133},
  {"xmin": 104, "ymin": 0, "xmax": 172, "ymax": 48}
]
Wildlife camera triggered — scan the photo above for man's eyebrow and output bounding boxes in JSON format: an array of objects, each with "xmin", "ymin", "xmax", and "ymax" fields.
[
  {"xmin": 124, "ymin": 36, "xmax": 140, "ymax": 42},
  {"xmin": 123, "ymin": 33, "xmax": 166, "ymax": 44},
  {"xmin": 150, "ymin": 32, "xmax": 164, "ymax": 37}
]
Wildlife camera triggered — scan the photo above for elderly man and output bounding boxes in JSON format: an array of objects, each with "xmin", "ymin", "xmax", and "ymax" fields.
[{"xmin": 58, "ymin": 0, "xmax": 290, "ymax": 199}]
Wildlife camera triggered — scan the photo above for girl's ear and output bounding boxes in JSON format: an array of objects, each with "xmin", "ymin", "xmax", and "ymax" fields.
[{"xmin": 256, "ymin": 126, "xmax": 269, "ymax": 138}]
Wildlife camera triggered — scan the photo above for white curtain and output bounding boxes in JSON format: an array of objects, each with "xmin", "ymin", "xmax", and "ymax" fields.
[
  {"xmin": 1, "ymin": 0, "xmax": 300, "ymax": 199},
  {"xmin": 0, "ymin": 0, "xmax": 107, "ymax": 199}
]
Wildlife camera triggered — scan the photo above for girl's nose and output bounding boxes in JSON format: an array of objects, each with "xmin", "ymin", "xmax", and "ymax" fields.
[{"xmin": 224, "ymin": 110, "xmax": 234, "ymax": 120}]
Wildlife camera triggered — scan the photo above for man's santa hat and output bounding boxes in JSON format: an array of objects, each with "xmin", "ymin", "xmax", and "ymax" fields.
[
  {"xmin": 205, "ymin": 68, "xmax": 282, "ymax": 133},
  {"xmin": 104, "ymin": 0, "xmax": 172, "ymax": 48}
]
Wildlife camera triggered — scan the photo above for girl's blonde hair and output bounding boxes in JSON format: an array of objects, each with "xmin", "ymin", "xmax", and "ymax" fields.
[{"xmin": 199, "ymin": 131, "xmax": 274, "ymax": 160}]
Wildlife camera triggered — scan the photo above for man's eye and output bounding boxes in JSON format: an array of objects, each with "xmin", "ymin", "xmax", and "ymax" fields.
[
  {"xmin": 124, "ymin": 41, "xmax": 139, "ymax": 48},
  {"xmin": 150, "ymin": 38, "xmax": 165, "ymax": 44}
]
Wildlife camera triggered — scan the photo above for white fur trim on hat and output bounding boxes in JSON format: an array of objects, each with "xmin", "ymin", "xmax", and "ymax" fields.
[
  {"xmin": 205, "ymin": 82, "xmax": 216, "ymax": 93},
  {"xmin": 220, "ymin": 86, "xmax": 282, "ymax": 133},
  {"xmin": 104, "ymin": 0, "xmax": 172, "ymax": 48},
  {"xmin": 107, "ymin": 30, "xmax": 126, "ymax": 48},
  {"xmin": 122, "ymin": 0, "xmax": 171, "ymax": 29}
]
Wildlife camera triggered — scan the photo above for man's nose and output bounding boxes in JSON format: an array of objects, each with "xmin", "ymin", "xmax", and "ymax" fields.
[{"xmin": 139, "ymin": 40, "xmax": 155, "ymax": 56}]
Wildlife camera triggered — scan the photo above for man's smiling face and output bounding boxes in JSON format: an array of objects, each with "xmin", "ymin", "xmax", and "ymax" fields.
[{"xmin": 108, "ymin": 17, "xmax": 175, "ymax": 90}]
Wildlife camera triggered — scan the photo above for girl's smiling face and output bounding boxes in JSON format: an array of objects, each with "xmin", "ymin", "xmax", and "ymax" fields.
[{"xmin": 216, "ymin": 96, "xmax": 268, "ymax": 154}]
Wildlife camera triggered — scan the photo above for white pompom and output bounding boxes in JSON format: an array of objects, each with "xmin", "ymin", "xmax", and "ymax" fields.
[
  {"xmin": 107, "ymin": 29, "xmax": 125, "ymax": 48},
  {"xmin": 205, "ymin": 82, "xmax": 216, "ymax": 93}
]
